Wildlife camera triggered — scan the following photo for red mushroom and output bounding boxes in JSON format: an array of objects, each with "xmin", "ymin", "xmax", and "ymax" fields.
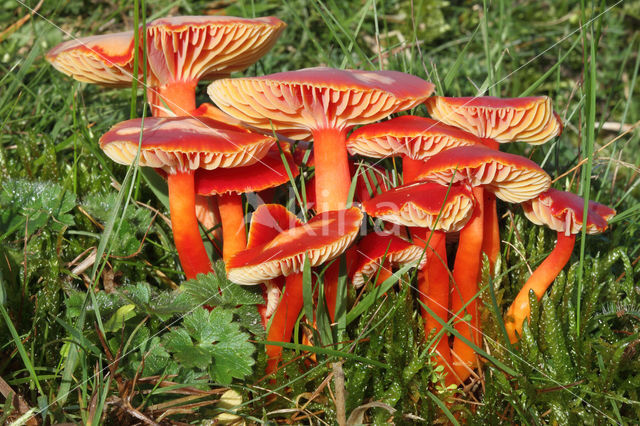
[
  {"xmin": 100, "ymin": 116, "xmax": 274, "ymax": 279},
  {"xmin": 415, "ymin": 145, "xmax": 550, "ymax": 381},
  {"xmin": 194, "ymin": 144, "xmax": 299, "ymax": 262},
  {"xmin": 227, "ymin": 205, "xmax": 363, "ymax": 373},
  {"xmin": 504, "ymin": 189, "xmax": 615, "ymax": 342},
  {"xmin": 208, "ymin": 67, "xmax": 434, "ymax": 213},
  {"xmin": 145, "ymin": 16, "xmax": 285, "ymax": 118}
]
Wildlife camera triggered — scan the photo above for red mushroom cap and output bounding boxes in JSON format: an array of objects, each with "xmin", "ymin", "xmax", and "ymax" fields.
[
  {"xmin": 207, "ymin": 67, "xmax": 435, "ymax": 139},
  {"xmin": 227, "ymin": 206, "xmax": 363, "ymax": 285},
  {"xmin": 362, "ymin": 181, "xmax": 475, "ymax": 232},
  {"xmin": 46, "ymin": 31, "xmax": 137, "ymax": 87},
  {"xmin": 99, "ymin": 116, "xmax": 275, "ymax": 174},
  {"xmin": 347, "ymin": 115, "xmax": 485, "ymax": 160},
  {"xmin": 146, "ymin": 15, "xmax": 286, "ymax": 85},
  {"xmin": 414, "ymin": 145, "xmax": 551, "ymax": 203},
  {"xmin": 522, "ymin": 188, "xmax": 615, "ymax": 236},
  {"xmin": 194, "ymin": 144, "xmax": 298, "ymax": 195},
  {"xmin": 425, "ymin": 96, "xmax": 562, "ymax": 144},
  {"xmin": 351, "ymin": 232, "xmax": 426, "ymax": 288}
]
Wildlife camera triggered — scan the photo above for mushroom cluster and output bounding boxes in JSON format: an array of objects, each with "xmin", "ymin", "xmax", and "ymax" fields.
[{"xmin": 48, "ymin": 15, "xmax": 615, "ymax": 386}]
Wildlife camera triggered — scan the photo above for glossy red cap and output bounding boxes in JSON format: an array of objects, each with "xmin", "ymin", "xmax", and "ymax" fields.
[
  {"xmin": 415, "ymin": 145, "xmax": 550, "ymax": 203},
  {"xmin": 522, "ymin": 188, "xmax": 615, "ymax": 236},
  {"xmin": 226, "ymin": 206, "xmax": 363, "ymax": 285}
]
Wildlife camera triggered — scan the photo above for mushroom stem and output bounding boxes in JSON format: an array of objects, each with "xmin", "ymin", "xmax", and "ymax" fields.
[
  {"xmin": 148, "ymin": 81, "xmax": 197, "ymax": 117},
  {"xmin": 218, "ymin": 193, "xmax": 247, "ymax": 263},
  {"xmin": 167, "ymin": 170, "xmax": 213, "ymax": 279},
  {"xmin": 504, "ymin": 232, "xmax": 575, "ymax": 342},
  {"xmin": 312, "ymin": 127, "xmax": 350, "ymax": 213},
  {"xmin": 266, "ymin": 273, "xmax": 304, "ymax": 375},
  {"xmin": 450, "ymin": 186, "xmax": 484, "ymax": 382},
  {"xmin": 374, "ymin": 262, "xmax": 393, "ymax": 286},
  {"xmin": 482, "ymin": 191, "xmax": 500, "ymax": 272},
  {"xmin": 402, "ymin": 157, "xmax": 425, "ymax": 184}
]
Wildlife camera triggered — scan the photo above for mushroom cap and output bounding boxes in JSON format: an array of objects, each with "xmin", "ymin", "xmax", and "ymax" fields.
[
  {"xmin": 46, "ymin": 31, "xmax": 137, "ymax": 87},
  {"xmin": 207, "ymin": 67, "xmax": 435, "ymax": 139},
  {"xmin": 351, "ymin": 232, "xmax": 426, "ymax": 288},
  {"xmin": 227, "ymin": 205, "xmax": 363, "ymax": 285},
  {"xmin": 522, "ymin": 188, "xmax": 615, "ymax": 236},
  {"xmin": 99, "ymin": 116, "xmax": 274, "ymax": 174},
  {"xmin": 362, "ymin": 181, "xmax": 475, "ymax": 232},
  {"xmin": 425, "ymin": 96, "xmax": 562, "ymax": 144},
  {"xmin": 194, "ymin": 144, "xmax": 298, "ymax": 195},
  {"xmin": 146, "ymin": 15, "xmax": 285, "ymax": 85},
  {"xmin": 414, "ymin": 145, "xmax": 551, "ymax": 203},
  {"xmin": 347, "ymin": 115, "xmax": 485, "ymax": 160}
]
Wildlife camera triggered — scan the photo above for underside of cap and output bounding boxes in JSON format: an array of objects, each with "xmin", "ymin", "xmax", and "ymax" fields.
[
  {"xmin": 194, "ymin": 144, "xmax": 298, "ymax": 195},
  {"xmin": 522, "ymin": 188, "xmax": 615, "ymax": 235},
  {"xmin": 146, "ymin": 15, "xmax": 285, "ymax": 85},
  {"xmin": 207, "ymin": 67, "xmax": 435, "ymax": 136},
  {"xmin": 362, "ymin": 181, "xmax": 475, "ymax": 232},
  {"xmin": 100, "ymin": 117, "xmax": 274, "ymax": 173},
  {"xmin": 347, "ymin": 115, "xmax": 484, "ymax": 160},
  {"xmin": 351, "ymin": 232, "xmax": 426, "ymax": 288},
  {"xmin": 425, "ymin": 96, "xmax": 562, "ymax": 145},
  {"xmin": 415, "ymin": 146, "xmax": 551, "ymax": 203},
  {"xmin": 46, "ymin": 31, "xmax": 137, "ymax": 87},
  {"xmin": 226, "ymin": 207, "xmax": 363, "ymax": 285}
]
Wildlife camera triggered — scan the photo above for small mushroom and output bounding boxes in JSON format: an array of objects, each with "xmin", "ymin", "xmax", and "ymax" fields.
[
  {"xmin": 504, "ymin": 189, "xmax": 615, "ymax": 342},
  {"xmin": 226, "ymin": 204, "xmax": 363, "ymax": 374},
  {"xmin": 100, "ymin": 116, "xmax": 274, "ymax": 279},
  {"xmin": 415, "ymin": 145, "xmax": 550, "ymax": 381},
  {"xmin": 208, "ymin": 67, "xmax": 434, "ymax": 212}
]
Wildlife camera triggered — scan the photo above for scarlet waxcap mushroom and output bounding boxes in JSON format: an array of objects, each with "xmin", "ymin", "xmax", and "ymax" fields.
[
  {"xmin": 100, "ymin": 116, "xmax": 275, "ymax": 280},
  {"xmin": 347, "ymin": 115, "xmax": 485, "ymax": 160},
  {"xmin": 414, "ymin": 145, "xmax": 551, "ymax": 203},
  {"xmin": 425, "ymin": 96, "xmax": 563, "ymax": 144},
  {"xmin": 522, "ymin": 188, "xmax": 615, "ymax": 236},
  {"xmin": 145, "ymin": 15, "xmax": 285, "ymax": 117},
  {"xmin": 362, "ymin": 181, "xmax": 475, "ymax": 232},
  {"xmin": 227, "ymin": 206, "xmax": 363, "ymax": 285},
  {"xmin": 505, "ymin": 189, "xmax": 615, "ymax": 342},
  {"xmin": 208, "ymin": 67, "xmax": 434, "ymax": 212},
  {"xmin": 351, "ymin": 232, "xmax": 426, "ymax": 288},
  {"xmin": 46, "ymin": 31, "xmax": 137, "ymax": 87},
  {"xmin": 100, "ymin": 116, "xmax": 275, "ymax": 172},
  {"xmin": 193, "ymin": 144, "xmax": 299, "ymax": 262}
]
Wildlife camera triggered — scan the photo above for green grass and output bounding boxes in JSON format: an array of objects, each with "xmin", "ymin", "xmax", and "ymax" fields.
[{"xmin": 1, "ymin": 0, "xmax": 639, "ymax": 423}]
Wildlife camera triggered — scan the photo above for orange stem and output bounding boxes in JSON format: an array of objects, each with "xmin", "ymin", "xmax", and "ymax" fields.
[
  {"xmin": 167, "ymin": 171, "xmax": 213, "ymax": 279},
  {"xmin": 450, "ymin": 186, "xmax": 484, "ymax": 382},
  {"xmin": 148, "ymin": 81, "xmax": 197, "ymax": 117},
  {"xmin": 505, "ymin": 232, "xmax": 575, "ymax": 342},
  {"xmin": 374, "ymin": 263, "xmax": 393, "ymax": 286},
  {"xmin": 217, "ymin": 193, "xmax": 247, "ymax": 264},
  {"xmin": 312, "ymin": 127, "xmax": 350, "ymax": 213},
  {"xmin": 266, "ymin": 273, "xmax": 304, "ymax": 375},
  {"xmin": 482, "ymin": 191, "xmax": 500, "ymax": 272}
]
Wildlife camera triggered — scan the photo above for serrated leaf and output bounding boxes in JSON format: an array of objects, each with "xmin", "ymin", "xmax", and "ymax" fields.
[{"xmin": 104, "ymin": 304, "xmax": 136, "ymax": 333}]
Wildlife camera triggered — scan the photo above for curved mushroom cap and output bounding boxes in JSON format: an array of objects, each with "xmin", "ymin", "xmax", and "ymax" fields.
[
  {"xmin": 207, "ymin": 67, "xmax": 435, "ymax": 139},
  {"xmin": 227, "ymin": 206, "xmax": 363, "ymax": 285},
  {"xmin": 414, "ymin": 146, "xmax": 551, "ymax": 203},
  {"xmin": 194, "ymin": 144, "xmax": 298, "ymax": 195},
  {"xmin": 347, "ymin": 115, "xmax": 484, "ymax": 160},
  {"xmin": 146, "ymin": 15, "xmax": 285, "ymax": 85},
  {"xmin": 46, "ymin": 31, "xmax": 137, "ymax": 87},
  {"xmin": 351, "ymin": 232, "xmax": 426, "ymax": 288},
  {"xmin": 100, "ymin": 117, "xmax": 275, "ymax": 174},
  {"xmin": 522, "ymin": 188, "xmax": 615, "ymax": 236},
  {"xmin": 362, "ymin": 181, "xmax": 475, "ymax": 232},
  {"xmin": 425, "ymin": 96, "xmax": 562, "ymax": 144}
]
